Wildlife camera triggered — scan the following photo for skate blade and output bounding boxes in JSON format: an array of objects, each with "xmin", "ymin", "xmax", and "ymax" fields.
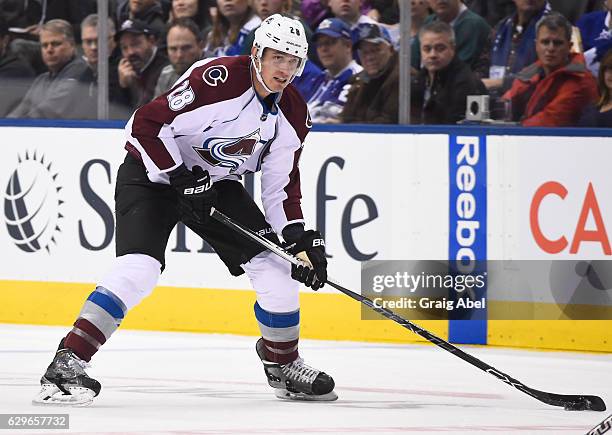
[
  {"xmin": 32, "ymin": 384, "xmax": 95, "ymax": 407},
  {"xmin": 274, "ymin": 388, "xmax": 338, "ymax": 402}
]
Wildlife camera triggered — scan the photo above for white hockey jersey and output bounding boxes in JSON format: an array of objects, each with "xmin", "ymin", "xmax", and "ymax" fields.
[{"xmin": 123, "ymin": 55, "xmax": 311, "ymax": 234}]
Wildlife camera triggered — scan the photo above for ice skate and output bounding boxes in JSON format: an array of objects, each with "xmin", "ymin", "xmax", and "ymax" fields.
[
  {"xmin": 256, "ymin": 338, "xmax": 337, "ymax": 401},
  {"xmin": 32, "ymin": 347, "xmax": 101, "ymax": 406}
]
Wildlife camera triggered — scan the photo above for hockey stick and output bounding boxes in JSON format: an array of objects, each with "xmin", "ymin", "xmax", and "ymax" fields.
[{"xmin": 210, "ymin": 207, "xmax": 607, "ymax": 411}]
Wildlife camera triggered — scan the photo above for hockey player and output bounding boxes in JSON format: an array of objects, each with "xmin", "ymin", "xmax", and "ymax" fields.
[{"xmin": 33, "ymin": 14, "xmax": 336, "ymax": 406}]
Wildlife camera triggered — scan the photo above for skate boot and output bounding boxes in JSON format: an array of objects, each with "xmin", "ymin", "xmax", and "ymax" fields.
[
  {"xmin": 32, "ymin": 345, "xmax": 101, "ymax": 406},
  {"xmin": 256, "ymin": 338, "xmax": 337, "ymax": 401}
]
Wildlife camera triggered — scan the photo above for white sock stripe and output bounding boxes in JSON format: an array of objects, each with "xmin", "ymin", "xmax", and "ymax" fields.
[
  {"xmin": 257, "ymin": 322, "xmax": 300, "ymax": 342},
  {"xmin": 71, "ymin": 327, "xmax": 102, "ymax": 350},
  {"xmin": 264, "ymin": 343, "xmax": 298, "ymax": 355},
  {"xmin": 78, "ymin": 301, "xmax": 121, "ymax": 339}
]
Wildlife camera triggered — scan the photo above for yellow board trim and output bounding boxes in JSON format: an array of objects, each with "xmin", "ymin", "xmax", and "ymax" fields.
[
  {"xmin": 0, "ymin": 280, "xmax": 446, "ymax": 344},
  {"xmin": 1, "ymin": 280, "xmax": 610, "ymax": 352}
]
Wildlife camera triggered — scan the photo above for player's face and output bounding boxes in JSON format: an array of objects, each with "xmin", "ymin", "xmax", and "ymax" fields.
[
  {"xmin": 513, "ymin": 0, "xmax": 546, "ymax": 14},
  {"xmin": 259, "ymin": 48, "xmax": 300, "ymax": 93},
  {"xmin": 357, "ymin": 40, "xmax": 393, "ymax": 77},
  {"xmin": 167, "ymin": 26, "xmax": 201, "ymax": 75},
  {"xmin": 535, "ymin": 26, "xmax": 571, "ymax": 74},
  {"xmin": 253, "ymin": 0, "xmax": 285, "ymax": 20},
  {"xmin": 172, "ymin": 0, "xmax": 199, "ymax": 19},
  {"xmin": 420, "ymin": 31, "xmax": 455, "ymax": 74},
  {"xmin": 120, "ymin": 33, "xmax": 155, "ymax": 72},
  {"xmin": 40, "ymin": 30, "xmax": 75, "ymax": 74}
]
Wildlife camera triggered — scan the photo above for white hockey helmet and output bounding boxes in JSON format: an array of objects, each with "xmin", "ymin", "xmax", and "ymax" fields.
[{"xmin": 252, "ymin": 14, "xmax": 308, "ymax": 78}]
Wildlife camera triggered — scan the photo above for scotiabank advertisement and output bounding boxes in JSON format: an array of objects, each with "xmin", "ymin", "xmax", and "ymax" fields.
[{"xmin": 0, "ymin": 126, "xmax": 448, "ymax": 292}]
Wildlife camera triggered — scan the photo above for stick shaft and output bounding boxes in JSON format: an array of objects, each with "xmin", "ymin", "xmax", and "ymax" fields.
[{"xmin": 209, "ymin": 208, "xmax": 605, "ymax": 412}]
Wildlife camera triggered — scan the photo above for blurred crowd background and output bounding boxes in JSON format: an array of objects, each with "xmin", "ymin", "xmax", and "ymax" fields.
[{"xmin": 0, "ymin": 0, "xmax": 610, "ymax": 127}]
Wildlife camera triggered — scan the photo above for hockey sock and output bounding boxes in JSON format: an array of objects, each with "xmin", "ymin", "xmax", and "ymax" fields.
[
  {"xmin": 64, "ymin": 286, "xmax": 126, "ymax": 361},
  {"xmin": 254, "ymin": 302, "xmax": 299, "ymax": 364}
]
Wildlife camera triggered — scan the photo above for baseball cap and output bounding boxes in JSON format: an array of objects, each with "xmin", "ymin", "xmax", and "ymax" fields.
[
  {"xmin": 354, "ymin": 23, "xmax": 392, "ymax": 48},
  {"xmin": 314, "ymin": 18, "xmax": 351, "ymax": 41},
  {"xmin": 115, "ymin": 19, "xmax": 155, "ymax": 41}
]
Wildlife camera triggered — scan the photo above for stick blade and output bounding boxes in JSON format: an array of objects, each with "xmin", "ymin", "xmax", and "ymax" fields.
[{"xmin": 562, "ymin": 395, "xmax": 606, "ymax": 412}]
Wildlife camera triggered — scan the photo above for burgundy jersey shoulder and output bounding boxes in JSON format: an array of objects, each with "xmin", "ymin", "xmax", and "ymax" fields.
[
  {"xmin": 278, "ymin": 83, "xmax": 311, "ymax": 143},
  {"xmin": 187, "ymin": 55, "xmax": 253, "ymax": 105}
]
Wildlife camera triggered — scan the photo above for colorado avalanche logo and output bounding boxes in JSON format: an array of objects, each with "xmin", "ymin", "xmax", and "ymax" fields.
[{"xmin": 195, "ymin": 129, "xmax": 261, "ymax": 170}]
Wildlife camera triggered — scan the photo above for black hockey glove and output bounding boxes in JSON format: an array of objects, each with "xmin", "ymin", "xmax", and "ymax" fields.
[
  {"xmin": 283, "ymin": 224, "xmax": 327, "ymax": 291},
  {"xmin": 168, "ymin": 164, "xmax": 216, "ymax": 224}
]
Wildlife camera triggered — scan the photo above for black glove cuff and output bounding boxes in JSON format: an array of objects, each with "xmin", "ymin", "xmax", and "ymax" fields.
[{"xmin": 282, "ymin": 223, "xmax": 305, "ymax": 244}]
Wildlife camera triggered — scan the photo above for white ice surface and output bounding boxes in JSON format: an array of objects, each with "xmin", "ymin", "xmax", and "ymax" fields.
[{"xmin": 0, "ymin": 324, "xmax": 610, "ymax": 434}]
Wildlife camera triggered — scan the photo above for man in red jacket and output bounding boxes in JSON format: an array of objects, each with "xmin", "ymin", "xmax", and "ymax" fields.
[{"xmin": 502, "ymin": 12, "xmax": 598, "ymax": 127}]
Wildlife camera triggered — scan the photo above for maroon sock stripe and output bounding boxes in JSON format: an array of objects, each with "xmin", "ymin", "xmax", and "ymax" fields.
[
  {"xmin": 262, "ymin": 338, "xmax": 299, "ymax": 364},
  {"xmin": 63, "ymin": 318, "xmax": 107, "ymax": 362},
  {"xmin": 64, "ymin": 332, "xmax": 98, "ymax": 362}
]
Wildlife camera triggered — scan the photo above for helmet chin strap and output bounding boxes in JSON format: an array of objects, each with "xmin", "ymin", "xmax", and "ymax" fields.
[{"xmin": 251, "ymin": 55, "xmax": 276, "ymax": 95}]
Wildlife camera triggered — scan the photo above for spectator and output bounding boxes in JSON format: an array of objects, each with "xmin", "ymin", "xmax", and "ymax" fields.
[
  {"xmin": 577, "ymin": 0, "xmax": 610, "ymax": 51},
  {"xmin": 154, "ymin": 18, "xmax": 203, "ymax": 96},
  {"xmin": 579, "ymin": 49, "xmax": 612, "ymax": 126},
  {"xmin": 548, "ymin": 0, "xmax": 602, "ymax": 23},
  {"xmin": 252, "ymin": 0, "xmax": 292, "ymax": 20},
  {"xmin": 116, "ymin": 19, "xmax": 169, "ymax": 110},
  {"xmin": 305, "ymin": 18, "xmax": 362, "ymax": 122},
  {"xmin": 0, "ymin": 15, "xmax": 36, "ymax": 116},
  {"xmin": 412, "ymin": 0, "xmax": 491, "ymax": 77},
  {"xmin": 411, "ymin": 21, "xmax": 486, "ymax": 124},
  {"xmin": 117, "ymin": 0, "xmax": 168, "ymax": 42},
  {"xmin": 367, "ymin": 1, "xmax": 401, "ymax": 47},
  {"xmin": 368, "ymin": 0, "xmax": 400, "ymax": 25},
  {"xmin": 301, "ymin": 0, "xmax": 372, "ymax": 30},
  {"xmin": 341, "ymin": 23, "xmax": 398, "ymax": 123},
  {"xmin": 1, "ymin": 0, "xmax": 97, "ymax": 42},
  {"xmin": 8, "ymin": 19, "xmax": 87, "ymax": 119},
  {"xmin": 503, "ymin": 13, "xmax": 598, "ymax": 126},
  {"xmin": 169, "ymin": 0, "xmax": 214, "ymax": 34},
  {"xmin": 484, "ymin": 0, "xmax": 551, "ymax": 92},
  {"xmin": 0, "ymin": 0, "xmax": 41, "ymax": 30},
  {"xmin": 464, "ymin": 0, "xmax": 516, "ymax": 27},
  {"xmin": 202, "ymin": 0, "xmax": 261, "ymax": 57},
  {"xmin": 292, "ymin": 59, "xmax": 324, "ymax": 98},
  {"xmin": 42, "ymin": 0, "xmax": 98, "ymax": 43},
  {"xmin": 410, "ymin": 0, "xmax": 432, "ymax": 43},
  {"xmin": 330, "ymin": 0, "xmax": 376, "ymax": 29},
  {"xmin": 77, "ymin": 14, "xmax": 129, "ymax": 119},
  {"xmin": 577, "ymin": 0, "xmax": 612, "ymax": 76}
]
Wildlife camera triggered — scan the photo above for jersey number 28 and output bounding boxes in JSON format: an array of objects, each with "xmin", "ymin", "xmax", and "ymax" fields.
[{"xmin": 168, "ymin": 80, "xmax": 195, "ymax": 112}]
